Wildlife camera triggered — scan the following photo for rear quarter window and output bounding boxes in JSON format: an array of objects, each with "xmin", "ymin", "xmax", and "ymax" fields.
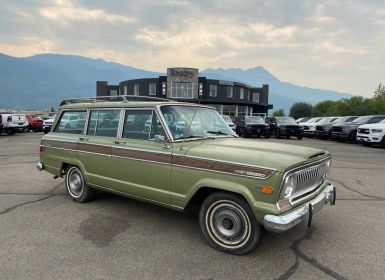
[{"xmin": 54, "ymin": 111, "xmax": 86, "ymax": 134}]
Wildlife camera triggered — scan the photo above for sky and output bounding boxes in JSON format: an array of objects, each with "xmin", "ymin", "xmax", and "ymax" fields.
[{"xmin": 0, "ymin": 0, "xmax": 384, "ymax": 97}]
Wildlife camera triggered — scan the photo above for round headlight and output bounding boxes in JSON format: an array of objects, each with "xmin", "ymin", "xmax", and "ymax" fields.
[{"xmin": 280, "ymin": 174, "xmax": 297, "ymax": 199}]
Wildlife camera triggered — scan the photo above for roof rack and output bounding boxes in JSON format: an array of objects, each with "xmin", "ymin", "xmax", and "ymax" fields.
[{"xmin": 59, "ymin": 95, "xmax": 173, "ymax": 106}]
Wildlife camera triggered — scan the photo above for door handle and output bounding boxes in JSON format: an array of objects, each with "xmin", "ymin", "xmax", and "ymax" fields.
[
  {"xmin": 114, "ymin": 140, "xmax": 126, "ymax": 145},
  {"xmin": 79, "ymin": 137, "xmax": 89, "ymax": 141}
]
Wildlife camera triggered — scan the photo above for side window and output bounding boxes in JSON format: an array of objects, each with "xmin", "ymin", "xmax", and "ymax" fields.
[
  {"xmin": 87, "ymin": 110, "xmax": 120, "ymax": 137},
  {"xmin": 123, "ymin": 110, "xmax": 153, "ymax": 140},
  {"xmin": 369, "ymin": 117, "xmax": 385, "ymax": 124},
  {"xmin": 54, "ymin": 111, "xmax": 86, "ymax": 134}
]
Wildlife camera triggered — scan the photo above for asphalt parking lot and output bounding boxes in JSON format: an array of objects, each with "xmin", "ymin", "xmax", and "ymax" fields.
[{"xmin": 0, "ymin": 133, "xmax": 384, "ymax": 280}]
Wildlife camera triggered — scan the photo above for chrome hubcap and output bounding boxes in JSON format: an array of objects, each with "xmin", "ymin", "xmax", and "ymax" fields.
[
  {"xmin": 68, "ymin": 170, "xmax": 83, "ymax": 197},
  {"xmin": 206, "ymin": 200, "xmax": 251, "ymax": 249}
]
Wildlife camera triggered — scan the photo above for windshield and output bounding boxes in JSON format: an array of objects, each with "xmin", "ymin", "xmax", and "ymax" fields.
[
  {"xmin": 335, "ymin": 116, "xmax": 357, "ymax": 123},
  {"xmin": 245, "ymin": 116, "xmax": 264, "ymax": 124},
  {"xmin": 318, "ymin": 117, "xmax": 334, "ymax": 124},
  {"xmin": 351, "ymin": 116, "xmax": 371, "ymax": 124},
  {"xmin": 276, "ymin": 117, "xmax": 296, "ymax": 124},
  {"xmin": 160, "ymin": 105, "xmax": 236, "ymax": 140}
]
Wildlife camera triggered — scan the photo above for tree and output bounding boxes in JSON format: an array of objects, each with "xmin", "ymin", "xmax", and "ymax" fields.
[
  {"xmin": 289, "ymin": 102, "xmax": 312, "ymax": 119},
  {"xmin": 272, "ymin": 109, "xmax": 285, "ymax": 117},
  {"xmin": 311, "ymin": 100, "xmax": 336, "ymax": 117},
  {"xmin": 374, "ymin": 83, "xmax": 385, "ymax": 100}
]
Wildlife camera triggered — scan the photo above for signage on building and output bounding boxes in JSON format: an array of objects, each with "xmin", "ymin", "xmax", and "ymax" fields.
[{"xmin": 168, "ymin": 68, "xmax": 198, "ymax": 78}]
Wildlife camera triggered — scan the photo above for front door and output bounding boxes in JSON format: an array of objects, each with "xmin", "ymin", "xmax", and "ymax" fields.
[{"xmin": 108, "ymin": 109, "xmax": 172, "ymax": 205}]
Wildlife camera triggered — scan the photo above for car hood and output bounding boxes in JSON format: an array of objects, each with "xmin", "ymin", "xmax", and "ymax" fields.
[
  {"xmin": 358, "ymin": 123, "xmax": 385, "ymax": 129},
  {"xmin": 178, "ymin": 137, "xmax": 329, "ymax": 172}
]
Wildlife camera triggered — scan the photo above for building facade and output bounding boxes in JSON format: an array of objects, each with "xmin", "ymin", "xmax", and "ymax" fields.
[{"xmin": 96, "ymin": 67, "xmax": 273, "ymax": 118}]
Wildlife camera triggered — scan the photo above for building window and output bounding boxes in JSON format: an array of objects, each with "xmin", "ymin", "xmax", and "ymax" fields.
[
  {"xmin": 110, "ymin": 89, "xmax": 117, "ymax": 96},
  {"xmin": 134, "ymin": 84, "xmax": 139, "ymax": 96},
  {"xmin": 253, "ymin": 92, "xmax": 260, "ymax": 102},
  {"xmin": 124, "ymin": 85, "xmax": 127, "ymax": 95},
  {"xmin": 240, "ymin": 88, "xmax": 244, "ymax": 99},
  {"xmin": 226, "ymin": 87, "xmax": 233, "ymax": 98},
  {"xmin": 238, "ymin": 106, "xmax": 248, "ymax": 117},
  {"xmin": 209, "ymin": 85, "xmax": 217, "ymax": 97},
  {"xmin": 171, "ymin": 82, "xmax": 194, "ymax": 99},
  {"xmin": 149, "ymin": 83, "xmax": 156, "ymax": 96},
  {"xmin": 222, "ymin": 105, "xmax": 237, "ymax": 119}
]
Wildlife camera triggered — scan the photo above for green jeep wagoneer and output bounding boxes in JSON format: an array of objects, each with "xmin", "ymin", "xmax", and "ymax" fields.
[{"xmin": 37, "ymin": 96, "xmax": 336, "ymax": 255}]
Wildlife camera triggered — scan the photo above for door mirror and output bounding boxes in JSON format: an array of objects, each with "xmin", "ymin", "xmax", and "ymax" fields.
[
  {"xmin": 154, "ymin": 134, "xmax": 171, "ymax": 149},
  {"xmin": 154, "ymin": 134, "xmax": 165, "ymax": 143}
]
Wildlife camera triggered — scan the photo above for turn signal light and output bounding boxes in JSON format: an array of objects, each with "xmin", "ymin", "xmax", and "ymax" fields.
[
  {"xmin": 39, "ymin": 145, "xmax": 45, "ymax": 154},
  {"xmin": 261, "ymin": 186, "xmax": 273, "ymax": 194}
]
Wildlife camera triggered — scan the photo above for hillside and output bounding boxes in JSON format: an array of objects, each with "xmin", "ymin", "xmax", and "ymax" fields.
[{"xmin": 0, "ymin": 53, "xmax": 351, "ymax": 112}]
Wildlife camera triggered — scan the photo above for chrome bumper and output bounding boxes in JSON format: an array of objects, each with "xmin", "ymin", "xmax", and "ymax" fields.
[
  {"xmin": 264, "ymin": 184, "xmax": 336, "ymax": 233},
  {"xmin": 36, "ymin": 162, "xmax": 44, "ymax": 171}
]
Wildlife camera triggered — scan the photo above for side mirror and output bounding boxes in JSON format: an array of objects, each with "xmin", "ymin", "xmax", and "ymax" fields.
[{"xmin": 154, "ymin": 134, "xmax": 171, "ymax": 149}]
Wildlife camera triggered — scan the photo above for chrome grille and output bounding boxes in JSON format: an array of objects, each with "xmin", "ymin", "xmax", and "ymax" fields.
[{"xmin": 293, "ymin": 161, "xmax": 329, "ymax": 195}]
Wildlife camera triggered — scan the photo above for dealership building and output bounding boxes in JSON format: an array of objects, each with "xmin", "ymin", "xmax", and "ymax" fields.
[{"xmin": 96, "ymin": 67, "xmax": 273, "ymax": 118}]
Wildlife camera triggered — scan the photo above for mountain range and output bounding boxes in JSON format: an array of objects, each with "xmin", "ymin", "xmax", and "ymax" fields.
[{"xmin": 0, "ymin": 53, "xmax": 351, "ymax": 113}]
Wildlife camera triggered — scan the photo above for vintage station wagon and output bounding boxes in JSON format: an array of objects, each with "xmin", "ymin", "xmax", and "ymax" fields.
[{"xmin": 37, "ymin": 96, "xmax": 336, "ymax": 255}]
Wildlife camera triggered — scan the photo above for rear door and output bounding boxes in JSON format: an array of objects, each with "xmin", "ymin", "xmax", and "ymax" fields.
[
  {"xmin": 108, "ymin": 109, "xmax": 172, "ymax": 205},
  {"xmin": 77, "ymin": 109, "xmax": 121, "ymax": 187}
]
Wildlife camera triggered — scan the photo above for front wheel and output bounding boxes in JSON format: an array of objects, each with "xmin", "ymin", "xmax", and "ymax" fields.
[
  {"xmin": 297, "ymin": 135, "xmax": 303, "ymax": 140},
  {"xmin": 65, "ymin": 166, "xmax": 95, "ymax": 203},
  {"xmin": 276, "ymin": 130, "xmax": 281, "ymax": 139},
  {"xmin": 199, "ymin": 192, "xmax": 261, "ymax": 255}
]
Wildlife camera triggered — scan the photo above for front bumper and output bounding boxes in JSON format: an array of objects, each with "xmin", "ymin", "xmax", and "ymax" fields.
[
  {"xmin": 356, "ymin": 133, "xmax": 382, "ymax": 143},
  {"xmin": 36, "ymin": 161, "xmax": 44, "ymax": 171},
  {"xmin": 263, "ymin": 184, "xmax": 336, "ymax": 233}
]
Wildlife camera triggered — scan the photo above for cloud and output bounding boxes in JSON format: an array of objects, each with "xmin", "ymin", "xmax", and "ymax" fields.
[
  {"xmin": 39, "ymin": 0, "xmax": 134, "ymax": 23},
  {"xmin": 0, "ymin": 0, "xmax": 384, "ymax": 96}
]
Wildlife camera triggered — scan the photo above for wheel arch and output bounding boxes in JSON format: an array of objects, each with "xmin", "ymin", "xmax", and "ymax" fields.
[{"xmin": 184, "ymin": 179, "xmax": 255, "ymax": 213}]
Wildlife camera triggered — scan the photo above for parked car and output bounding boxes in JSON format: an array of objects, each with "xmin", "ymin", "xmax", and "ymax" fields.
[
  {"xmin": 315, "ymin": 116, "xmax": 358, "ymax": 140},
  {"xmin": 37, "ymin": 97, "xmax": 336, "ymax": 255},
  {"xmin": 299, "ymin": 117, "xmax": 323, "ymax": 137},
  {"xmin": 334, "ymin": 115, "xmax": 385, "ymax": 143},
  {"xmin": 356, "ymin": 119, "xmax": 385, "ymax": 147},
  {"xmin": 314, "ymin": 117, "xmax": 339, "ymax": 139},
  {"xmin": 0, "ymin": 113, "xmax": 28, "ymax": 135},
  {"xmin": 42, "ymin": 115, "xmax": 56, "ymax": 134},
  {"xmin": 221, "ymin": 115, "xmax": 236, "ymax": 131},
  {"xmin": 236, "ymin": 116, "xmax": 270, "ymax": 138},
  {"xmin": 26, "ymin": 115, "xmax": 44, "ymax": 132},
  {"xmin": 268, "ymin": 117, "xmax": 304, "ymax": 139}
]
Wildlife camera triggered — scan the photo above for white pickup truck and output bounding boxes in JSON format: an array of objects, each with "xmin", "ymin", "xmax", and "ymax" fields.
[
  {"xmin": 0, "ymin": 113, "xmax": 28, "ymax": 135},
  {"xmin": 356, "ymin": 119, "xmax": 385, "ymax": 147}
]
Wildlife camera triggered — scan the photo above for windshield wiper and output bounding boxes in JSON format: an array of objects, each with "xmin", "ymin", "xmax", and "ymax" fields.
[
  {"xmin": 206, "ymin": 131, "xmax": 236, "ymax": 137},
  {"xmin": 176, "ymin": 135, "xmax": 207, "ymax": 140}
]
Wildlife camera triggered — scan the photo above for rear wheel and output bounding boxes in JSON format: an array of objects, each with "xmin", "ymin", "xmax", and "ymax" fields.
[
  {"xmin": 6, "ymin": 129, "xmax": 16, "ymax": 135},
  {"xmin": 199, "ymin": 192, "xmax": 261, "ymax": 255},
  {"xmin": 297, "ymin": 135, "xmax": 303, "ymax": 140},
  {"xmin": 65, "ymin": 166, "xmax": 95, "ymax": 203},
  {"xmin": 264, "ymin": 134, "xmax": 271, "ymax": 139}
]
